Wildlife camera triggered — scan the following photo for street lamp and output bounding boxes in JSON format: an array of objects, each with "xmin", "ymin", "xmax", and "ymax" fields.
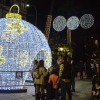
[
  {"xmin": 59, "ymin": 47, "xmax": 64, "ymax": 57},
  {"xmin": 59, "ymin": 47, "xmax": 64, "ymax": 51},
  {"xmin": 26, "ymin": 4, "xmax": 37, "ymax": 26}
]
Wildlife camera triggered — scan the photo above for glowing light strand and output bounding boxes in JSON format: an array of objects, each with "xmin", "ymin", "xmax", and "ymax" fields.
[
  {"xmin": 67, "ymin": 16, "xmax": 80, "ymax": 30},
  {"xmin": 80, "ymin": 14, "xmax": 94, "ymax": 29},
  {"xmin": 0, "ymin": 18, "xmax": 52, "ymax": 90},
  {"xmin": 53, "ymin": 16, "xmax": 67, "ymax": 32}
]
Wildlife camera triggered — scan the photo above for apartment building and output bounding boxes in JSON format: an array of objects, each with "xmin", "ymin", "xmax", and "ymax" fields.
[{"xmin": 0, "ymin": 0, "xmax": 29, "ymax": 19}]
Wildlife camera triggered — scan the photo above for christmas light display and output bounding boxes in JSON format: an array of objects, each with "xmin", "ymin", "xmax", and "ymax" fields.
[
  {"xmin": 80, "ymin": 14, "xmax": 94, "ymax": 29},
  {"xmin": 67, "ymin": 16, "xmax": 80, "ymax": 30},
  {"xmin": 53, "ymin": 16, "xmax": 67, "ymax": 32},
  {"xmin": 0, "ymin": 4, "xmax": 52, "ymax": 90},
  {"xmin": 44, "ymin": 15, "xmax": 52, "ymax": 40}
]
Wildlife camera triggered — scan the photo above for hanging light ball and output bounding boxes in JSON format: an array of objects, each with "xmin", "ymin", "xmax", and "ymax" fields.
[
  {"xmin": 0, "ymin": 4, "xmax": 52, "ymax": 90},
  {"xmin": 53, "ymin": 16, "xmax": 67, "ymax": 32},
  {"xmin": 80, "ymin": 14, "xmax": 94, "ymax": 29},
  {"xmin": 67, "ymin": 16, "xmax": 80, "ymax": 30}
]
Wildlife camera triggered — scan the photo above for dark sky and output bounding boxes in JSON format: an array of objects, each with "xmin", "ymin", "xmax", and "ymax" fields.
[{"xmin": 27, "ymin": 0, "xmax": 100, "ymax": 42}]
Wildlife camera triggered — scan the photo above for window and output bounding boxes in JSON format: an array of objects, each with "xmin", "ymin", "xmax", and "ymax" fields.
[
  {"xmin": 3, "ymin": 11, "xmax": 7, "ymax": 18},
  {"xmin": 5, "ymin": 0, "xmax": 10, "ymax": 6},
  {"xmin": 21, "ymin": 1, "xmax": 26, "ymax": 9},
  {"xmin": 0, "ymin": 0, "xmax": 4, "ymax": 4}
]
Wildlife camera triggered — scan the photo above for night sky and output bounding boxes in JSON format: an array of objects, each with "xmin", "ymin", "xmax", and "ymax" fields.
[{"xmin": 27, "ymin": 0, "xmax": 100, "ymax": 43}]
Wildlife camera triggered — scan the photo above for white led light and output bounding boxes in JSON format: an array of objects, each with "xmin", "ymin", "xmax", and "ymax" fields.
[
  {"xmin": 0, "ymin": 18, "xmax": 52, "ymax": 90},
  {"xmin": 67, "ymin": 16, "xmax": 80, "ymax": 30},
  {"xmin": 53, "ymin": 16, "xmax": 67, "ymax": 32},
  {"xmin": 80, "ymin": 14, "xmax": 94, "ymax": 29}
]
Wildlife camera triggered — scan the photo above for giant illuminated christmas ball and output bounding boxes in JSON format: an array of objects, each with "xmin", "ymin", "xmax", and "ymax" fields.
[{"xmin": 0, "ymin": 4, "xmax": 52, "ymax": 90}]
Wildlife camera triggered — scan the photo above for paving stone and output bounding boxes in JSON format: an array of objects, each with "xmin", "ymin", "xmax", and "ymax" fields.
[{"xmin": 0, "ymin": 77, "xmax": 92, "ymax": 100}]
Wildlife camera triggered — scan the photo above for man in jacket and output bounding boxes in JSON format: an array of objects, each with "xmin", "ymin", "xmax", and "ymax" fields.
[{"xmin": 58, "ymin": 57, "xmax": 72, "ymax": 100}]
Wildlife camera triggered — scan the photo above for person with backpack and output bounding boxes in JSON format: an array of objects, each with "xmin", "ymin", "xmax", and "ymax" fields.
[{"xmin": 33, "ymin": 60, "xmax": 48, "ymax": 100}]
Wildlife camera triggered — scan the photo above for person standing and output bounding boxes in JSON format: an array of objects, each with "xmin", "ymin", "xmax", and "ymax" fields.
[
  {"xmin": 78, "ymin": 60, "xmax": 85, "ymax": 80},
  {"xmin": 58, "ymin": 57, "xmax": 72, "ymax": 100},
  {"xmin": 48, "ymin": 68, "xmax": 59, "ymax": 100},
  {"xmin": 85, "ymin": 60, "xmax": 91, "ymax": 79},
  {"xmin": 53, "ymin": 59, "xmax": 60, "ymax": 74},
  {"xmin": 90, "ymin": 59, "xmax": 96, "ymax": 77},
  {"xmin": 30, "ymin": 60, "xmax": 38, "ymax": 82},
  {"xmin": 29, "ymin": 60, "xmax": 38, "ymax": 96},
  {"xmin": 71, "ymin": 59, "xmax": 76, "ymax": 92},
  {"xmin": 34, "ymin": 60, "xmax": 48, "ymax": 100}
]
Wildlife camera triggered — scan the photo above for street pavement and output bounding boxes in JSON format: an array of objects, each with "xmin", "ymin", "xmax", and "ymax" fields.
[{"xmin": 0, "ymin": 77, "xmax": 92, "ymax": 100}]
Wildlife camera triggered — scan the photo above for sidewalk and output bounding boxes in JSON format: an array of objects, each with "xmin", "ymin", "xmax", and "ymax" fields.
[
  {"xmin": 72, "ymin": 78, "xmax": 92, "ymax": 100},
  {"xmin": 0, "ymin": 77, "xmax": 92, "ymax": 100}
]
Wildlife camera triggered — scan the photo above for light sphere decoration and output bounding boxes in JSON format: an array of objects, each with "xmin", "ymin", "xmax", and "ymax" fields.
[
  {"xmin": 0, "ymin": 4, "xmax": 52, "ymax": 90},
  {"xmin": 80, "ymin": 14, "xmax": 94, "ymax": 29},
  {"xmin": 53, "ymin": 16, "xmax": 67, "ymax": 32},
  {"xmin": 67, "ymin": 16, "xmax": 80, "ymax": 30}
]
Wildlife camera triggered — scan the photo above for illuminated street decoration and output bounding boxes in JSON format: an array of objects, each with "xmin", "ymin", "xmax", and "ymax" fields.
[
  {"xmin": 1, "ymin": 19, "xmax": 28, "ymax": 42},
  {"xmin": 16, "ymin": 51, "xmax": 29, "ymax": 67},
  {"xmin": 44, "ymin": 15, "xmax": 52, "ymax": 40},
  {"xmin": 0, "ymin": 4, "xmax": 52, "ymax": 90},
  {"xmin": 53, "ymin": 16, "xmax": 67, "ymax": 32},
  {"xmin": 80, "ymin": 14, "xmax": 94, "ymax": 29},
  {"xmin": 0, "ymin": 46, "xmax": 5, "ymax": 65},
  {"xmin": 0, "ymin": 46, "xmax": 3, "ymax": 54},
  {"xmin": 67, "ymin": 16, "xmax": 80, "ymax": 30},
  {"xmin": 45, "ymin": 52, "xmax": 50, "ymax": 66}
]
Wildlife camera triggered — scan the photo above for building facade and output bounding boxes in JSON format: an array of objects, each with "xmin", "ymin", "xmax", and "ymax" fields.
[{"xmin": 0, "ymin": 0, "xmax": 29, "ymax": 20}]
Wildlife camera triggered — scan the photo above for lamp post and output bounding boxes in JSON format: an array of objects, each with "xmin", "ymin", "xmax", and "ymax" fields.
[{"xmin": 26, "ymin": 4, "xmax": 37, "ymax": 26}]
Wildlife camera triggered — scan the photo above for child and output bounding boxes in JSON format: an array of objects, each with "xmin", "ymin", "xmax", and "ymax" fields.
[
  {"xmin": 92, "ymin": 82, "xmax": 100, "ymax": 100},
  {"xmin": 48, "ymin": 68, "xmax": 59, "ymax": 100}
]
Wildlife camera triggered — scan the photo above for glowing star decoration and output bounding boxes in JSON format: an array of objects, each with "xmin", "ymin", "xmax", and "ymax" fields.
[
  {"xmin": 80, "ymin": 14, "xmax": 94, "ymax": 29},
  {"xmin": 0, "ymin": 46, "xmax": 3, "ymax": 54},
  {"xmin": 16, "ymin": 52, "xmax": 29, "ymax": 67},
  {"xmin": 6, "ymin": 20, "xmax": 28, "ymax": 34},
  {"xmin": 0, "ymin": 46, "xmax": 5, "ymax": 65},
  {"xmin": 1, "ymin": 30, "xmax": 19, "ymax": 42},
  {"xmin": 0, "ymin": 56, "xmax": 6, "ymax": 65},
  {"xmin": 45, "ymin": 52, "xmax": 50, "ymax": 66},
  {"xmin": 53, "ymin": 16, "xmax": 67, "ymax": 32},
  {"xmin": 0, "ymin": 4, "xmax": 52, "ymax": 90},
  {"xmin": 67, "ymin": 16, "xmax": 80, "ymax": 30},
  {"xmin": 1, "ymin": 19, "xmax": 28, "ymax": 42}
]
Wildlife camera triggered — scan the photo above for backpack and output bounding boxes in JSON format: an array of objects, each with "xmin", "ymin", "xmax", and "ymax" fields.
[{"xmin": 33, "ymin": 68, "xmax": 42, "ymax": 79}]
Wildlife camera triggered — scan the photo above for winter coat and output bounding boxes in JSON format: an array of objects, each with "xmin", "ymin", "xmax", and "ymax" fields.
[{"xmin": 34, "ymin": 67, "xmax": 48, "ymax": 85}]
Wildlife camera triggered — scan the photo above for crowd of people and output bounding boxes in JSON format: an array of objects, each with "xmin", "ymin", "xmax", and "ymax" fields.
[{"xmin": 29, "ymin": 58, "xmax": 100, "ymax": 100}]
